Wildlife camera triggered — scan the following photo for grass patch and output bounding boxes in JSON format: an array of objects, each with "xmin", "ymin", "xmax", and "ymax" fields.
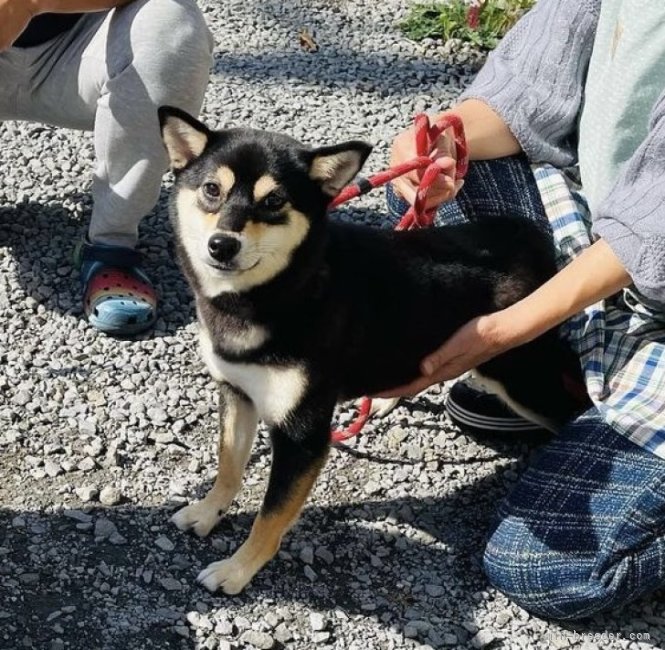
[{"xmin": 401, "ymin": 0, "xmax": 535, "ymax": 49}]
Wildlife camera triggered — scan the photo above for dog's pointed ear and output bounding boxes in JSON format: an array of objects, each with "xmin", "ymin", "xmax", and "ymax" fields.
[
  {"xmin": 308, "ymin": 141, "xmax": 372, "ymax": 196},
  {"xmin": 159, "ymin": 106, "xmax": 211, "ymax": 171}
]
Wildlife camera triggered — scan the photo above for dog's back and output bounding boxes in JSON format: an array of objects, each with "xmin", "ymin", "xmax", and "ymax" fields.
[{"xmin": 322, "ymin": 218, "xmax": 554, "ymax": 390}]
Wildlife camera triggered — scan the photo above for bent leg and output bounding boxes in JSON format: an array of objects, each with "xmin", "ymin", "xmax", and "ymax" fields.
[
  {"xmin": 484, "ymin": 408, "xmax": 665, "ymax": 619},
  {"xmin": 16, "ymin": 0, "xmax": 213, "ymax": 247}
]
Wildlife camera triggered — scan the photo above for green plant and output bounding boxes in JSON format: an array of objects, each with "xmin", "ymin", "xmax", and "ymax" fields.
[{"xmin": 401, "ymin": 0, "xmax": 536, "ymax": 50}]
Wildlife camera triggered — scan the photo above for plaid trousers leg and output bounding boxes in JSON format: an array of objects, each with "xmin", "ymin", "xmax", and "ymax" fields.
[
  {"xmin": 385, "ymin": 153, "xmax": 551, "ymax": 235},
  {"xmin": 485, "ymin": 408, "xmax": 665, "ymax": 619}
]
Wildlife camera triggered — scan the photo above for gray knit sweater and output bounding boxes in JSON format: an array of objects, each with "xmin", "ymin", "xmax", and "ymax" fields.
[{"xmin": 460, "ymin": 0, "xmax": 665, "ymax": 305}]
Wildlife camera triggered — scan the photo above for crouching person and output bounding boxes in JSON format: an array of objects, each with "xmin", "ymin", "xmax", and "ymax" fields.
[{"xmin": 0, "ymin": 0, "xmax": 213, "ymax": 335}]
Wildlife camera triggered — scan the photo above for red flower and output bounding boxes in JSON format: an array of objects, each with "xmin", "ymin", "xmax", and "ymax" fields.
[{"xmin": 467, "ymin": 5, "xmax": 480, "ymax": 29}]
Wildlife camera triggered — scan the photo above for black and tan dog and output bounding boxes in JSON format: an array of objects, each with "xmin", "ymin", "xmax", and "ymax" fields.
[{"xmin": 159, "ymin": 107, "xmax": 585, "ymax": 594}]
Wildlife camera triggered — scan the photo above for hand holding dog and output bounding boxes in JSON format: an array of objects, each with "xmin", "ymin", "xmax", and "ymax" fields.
[
  {"xmin": 378, "ymin": 239, "xmax": 633, "ymax": 398},
  {"xmin": 376, "ymin": 313, "xmax": 510, "ymax": 397},
  {"xmin": 0, "ymin": 0, "xmax": 36, "ymax": 51},
  {"xmin": 390, "ymin": 114, "xmax": 463, "ymax": 208}
]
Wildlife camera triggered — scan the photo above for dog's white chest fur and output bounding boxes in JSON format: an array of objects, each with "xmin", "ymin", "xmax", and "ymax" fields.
[{"xmin": 199, "ymin": 326, "xmax": 306, "ymax": 423}]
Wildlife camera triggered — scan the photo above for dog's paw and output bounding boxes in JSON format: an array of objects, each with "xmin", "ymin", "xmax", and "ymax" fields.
[
  {"xmin": 369, "ymin": 397, "xmax": 400, "ymax": 418},
  {"xmin": 171, "ymin": 500, "xmax": 224, "ymax": 538},
  {"xmin": 197, "ymin": 556, "xmax": 254, "ymax": 595}
]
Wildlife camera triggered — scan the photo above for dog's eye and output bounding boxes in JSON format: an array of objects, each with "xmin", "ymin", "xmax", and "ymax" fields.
[
  {"xmin": 202, "ymin": 182, "xmax": 221, "ymax": 200},
  {"xmin": 262, "ymin": 192, "xmax": 286, "ymax": 211}
]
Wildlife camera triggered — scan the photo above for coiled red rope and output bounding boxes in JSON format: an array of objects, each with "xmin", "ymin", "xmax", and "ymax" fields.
[{"xmin": 329, "ymin": 113, "xmax": 468, "ymax": 443}]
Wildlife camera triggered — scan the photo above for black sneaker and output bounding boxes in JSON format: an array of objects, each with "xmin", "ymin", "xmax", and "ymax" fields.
[{"xmin": 445, "ymin": 379, "xmax": 548, "ymax": 436}]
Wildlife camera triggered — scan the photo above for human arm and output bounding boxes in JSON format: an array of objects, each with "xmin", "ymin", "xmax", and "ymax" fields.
[
  {"xmin": 378, "ymin": 238, "xmax": 630, "ymax": 396},
  {"xmin": 0, "ymin": 0, "xmax": 133, "ymax": 51},
  {"xmin": 391, "ymin": 0, "xmax": 601, "ymax": 206},
  {"xmin": 29, "ymin": 0, "xmax": 133, "ymax": 13},
  {"xmin": 592, "ymin": 88, "xmax": 665, "ymax": 305}
]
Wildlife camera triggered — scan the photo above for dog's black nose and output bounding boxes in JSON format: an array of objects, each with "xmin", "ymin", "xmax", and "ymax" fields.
[{"xmin": 208, "ymin": 234, "xmax": 241, "ymax": 263}]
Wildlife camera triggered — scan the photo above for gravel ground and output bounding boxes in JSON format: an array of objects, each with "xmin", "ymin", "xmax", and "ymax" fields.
[{"xmin": 1, "ymin": 1, "xmax": 664, "ymax": 649}]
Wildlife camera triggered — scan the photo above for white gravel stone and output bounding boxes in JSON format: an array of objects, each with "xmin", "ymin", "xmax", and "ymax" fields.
[
  {"xmin": 99, "ymin": 486, "xmax": 122, "ymax": 506},
  {"xmin": 309, "ymin": 612, "xmax": 326, "ymax": 631},
  {"xmin": 74, "ymin": 485, "xmax": 98, "ymax": 502},
  {"xmin": 155, "ymin": 535, "xmax": 175, "ymax": 551},
  {"xmin": 240, "ymin": 631, "xmax": 274, "ymax": 649},
  {"xmin": 471, "ymin": 629, "xmax": 498, "ymax": 648}
]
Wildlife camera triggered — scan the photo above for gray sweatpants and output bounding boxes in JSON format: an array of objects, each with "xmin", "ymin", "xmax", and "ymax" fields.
[{"xmin": 0, "ymin": 0, "xmax": 213, "ymax": 248}]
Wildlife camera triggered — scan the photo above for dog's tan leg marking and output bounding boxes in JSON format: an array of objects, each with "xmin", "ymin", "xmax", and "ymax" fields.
[
  {"xmin": 172, "ymin": 385, "xmax": 258, "ymax": 537},
  {"xmin": 197, "ymin": 456, "xmax": 326, "ymax": 594},
  {"xmin": 368, "ymin": 397, "xmax": 400, "ymax": 418}
]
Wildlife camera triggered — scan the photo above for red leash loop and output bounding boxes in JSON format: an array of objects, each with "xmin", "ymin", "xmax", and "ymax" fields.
[
  {"xmin": 329, "ymin": 113, "xmax": 468, "ymax": 444},
  {"xmin": 396, "ymin": 112, "xmax": 468, "ymax": 231},
  {"xmin": 330, "ymin": 397, "xmax": 373, "ymax": 443}
]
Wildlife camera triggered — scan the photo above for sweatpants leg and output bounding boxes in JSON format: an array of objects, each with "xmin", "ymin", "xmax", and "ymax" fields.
[{"xmin": 0, "ymin": 0, "xmax": 213, "ymax": 247}]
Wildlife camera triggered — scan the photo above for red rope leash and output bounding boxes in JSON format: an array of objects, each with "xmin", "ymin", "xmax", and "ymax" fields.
[{"xmin": 329, "ymin": 113, "xmax": 468, "ymax": 444}]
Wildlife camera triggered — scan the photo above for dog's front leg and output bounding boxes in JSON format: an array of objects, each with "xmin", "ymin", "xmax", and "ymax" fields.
[
  {"xmin": 197, "ymin": 397, "xmax": 333, "ymax": 594},
  {"xmin": 172, "ymin": 382, "xmax": 258, "ymax": 537}
]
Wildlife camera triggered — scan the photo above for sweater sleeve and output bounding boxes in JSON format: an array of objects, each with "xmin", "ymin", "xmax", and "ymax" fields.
[
  {"xmin": 459, "ymin": 0, "xmax": 601, "ymax": 167},
  {"xmin": 592, "ymin": 90, "xmax": 665, "ymax": 304}
]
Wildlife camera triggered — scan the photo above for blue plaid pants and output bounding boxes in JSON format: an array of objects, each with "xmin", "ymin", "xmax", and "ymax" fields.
[{"xmin": 387, "ymin": 156, "xmax": 665, "ymax": 620}]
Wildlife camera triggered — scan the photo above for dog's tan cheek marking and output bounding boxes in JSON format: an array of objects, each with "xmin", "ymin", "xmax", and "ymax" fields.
[
  {"xmin": 198, "ymin": 210, "xmax": 219, "ymax": 229},
  {"xmin": 178, "ymin": 188, "xmax": 214, "ymax": 221},
  {"xmin": 216, "ymin": 165, "xmax": 236, "ymax": 195},
  {"xmin": 253, "ymin": 174, "xmax": 278, "ymax": 202},
  {"xmin": 241, "ymin": 207, "xmax": 307, "ymax": 252},
  {"xmin": 177, "ymin": 189, "xmax": 218, "ymax": 237},
  {"xmin": 177, "ymin": 188, "xmax": 205, "ymax": 233},
  {"xmin": 282, "ymin": 208, "xmax": 310, "ymax": 245},
  {"xmin": 243, "ymin": 220, "xmax": 269, "ymax": 245}
]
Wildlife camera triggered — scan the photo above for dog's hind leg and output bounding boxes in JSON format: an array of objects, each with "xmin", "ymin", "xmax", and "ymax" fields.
[
  {"xmin": 368, "ymin": 397, "xmax": 400, "ymax": 418},
  {"xmin": 476, "ymin": 333, "xmax": 588, "ymax": 432},
  {"xmin": 197, "ymin": 394, "xmax": 333, "ymax": 594},
  {"xmin": 172, "ymin": 382, "xmax": 258, "ymax": 538}
]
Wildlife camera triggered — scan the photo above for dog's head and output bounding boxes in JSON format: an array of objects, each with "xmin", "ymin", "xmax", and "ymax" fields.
[{"xmin": 159, "ymin": 107, "xmax": 372, "ymax": 297}]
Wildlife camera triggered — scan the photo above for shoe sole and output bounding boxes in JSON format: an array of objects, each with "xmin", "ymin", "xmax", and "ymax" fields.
[
  {"xmin": 89, "ymin": 313, "xmax": 156, "ymax": 337},
  {"xmin": 445, "ymin": 394, "xmax": 545, "ymax": 433}
]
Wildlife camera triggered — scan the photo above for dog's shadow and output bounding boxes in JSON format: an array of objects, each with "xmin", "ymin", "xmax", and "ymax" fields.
[
  {"xmin": 3, "ymin": 429, "xmax": 664, "ymax": 650},
  {"xmin": 0, "ymin": 471, "xmax": 507, "ymax": 649}
]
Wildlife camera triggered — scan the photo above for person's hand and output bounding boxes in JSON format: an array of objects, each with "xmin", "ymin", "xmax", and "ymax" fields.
[
  {"xmin": 375, "ymin": 313, "xmax": 513, "ymax": 398},
  {"xmin": 0, "ymin": 0, "xmax": 39, "ymax": 52},
  {"xmin": 389, "ymin": 113, "xmax": 464, "ymax": 209}
]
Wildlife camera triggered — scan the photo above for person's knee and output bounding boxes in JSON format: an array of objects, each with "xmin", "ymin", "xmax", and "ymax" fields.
[
  {"xmin": 143, "ymin": 0, "xmax": 212, "ymax": 64},
  {"xmin": 128, "ymin": 0, "xmax": 211, "ymax": 48},
  {"xmin": 483, "ymin": 517, "xmax": 616, "ymax": 620},
  {"xmin": 115, "ymin": 0, "xmax": 213, "ymax": 109}
]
